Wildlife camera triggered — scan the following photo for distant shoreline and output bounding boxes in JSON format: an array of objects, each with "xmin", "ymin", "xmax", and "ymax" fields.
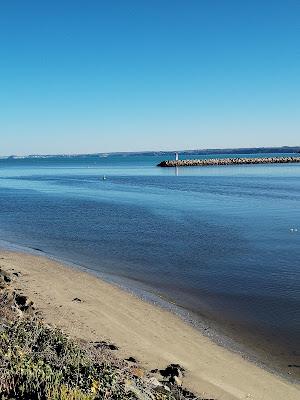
[{"xmin": 1, "ymin": 146, "xmax": 299, "ymax": 159}]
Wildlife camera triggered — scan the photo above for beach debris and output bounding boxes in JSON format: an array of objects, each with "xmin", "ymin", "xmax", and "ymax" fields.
[
  {"xmin": 0, "ymin": 269, "xmax": 12, "ymax": 288},
  {"xmin": 15, "ymin": 293, "xmax": 28, "ymax": 307},
  {"xmin": 94, "ymin": 340, "xmax": 119, "ymax": 350},
  {"xmin": 159, "ymin": 363, "xmax": 185, "ymax": 378},
  {"xmin": 14, "ymin": 293, "xmax": 34, "ymax": 312},
  {"xmin": 72, "ymin": 297, "xmax": 82, "ymax": 302},
  {"xmin": 125, "ymin": 356, "xmax": 138, "ymax": 363},
  {"xmin": 159, "ymin": 364, "xmax": 185, "ymax": 386},
  {"xmin": 3, "ymin": 274, "xmax": 11, "ymax": 283}
]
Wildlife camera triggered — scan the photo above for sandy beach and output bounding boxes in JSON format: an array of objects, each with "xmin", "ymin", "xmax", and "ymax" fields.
[{"xmin": 0, "ymin": 250, "xmax": 299, "ymax": 400}]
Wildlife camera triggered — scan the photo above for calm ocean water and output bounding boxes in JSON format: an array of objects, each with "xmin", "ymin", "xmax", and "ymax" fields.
[{"xmin": 0, "ymin": 153, "xmax": 299, "ymax": 377}]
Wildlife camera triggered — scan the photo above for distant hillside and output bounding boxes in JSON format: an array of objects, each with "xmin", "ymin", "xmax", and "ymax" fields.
[
  {"xmin": 101, "ymin": 146, "xmax": 300, "ymax": 157},
  {"xmin": 3, "ymin": 146, "xmax": 300, "ymax": 159},
  {"xmin": 177, "ymin": 146, "xmax": 300, "ymax": 155}
]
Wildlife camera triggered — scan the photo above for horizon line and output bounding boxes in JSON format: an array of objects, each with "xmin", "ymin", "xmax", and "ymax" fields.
[{"xmin": 1, "ymin": 145, "xmax": 300, "ymax": 158}]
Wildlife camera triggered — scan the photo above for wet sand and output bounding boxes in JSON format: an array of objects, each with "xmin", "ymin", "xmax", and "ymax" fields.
[{"xmin": 1, "ymin": 250, "xmax": 299, "ymax": 400}]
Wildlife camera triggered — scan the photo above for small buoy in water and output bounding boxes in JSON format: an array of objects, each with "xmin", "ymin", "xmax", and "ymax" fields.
[
  {"xmin": 290, "ymin": 228, "xmax": 298, "ymax": 232},
  {"xmin": 102, "ymin": 175, "xmax": 106, "ymax": 180}
]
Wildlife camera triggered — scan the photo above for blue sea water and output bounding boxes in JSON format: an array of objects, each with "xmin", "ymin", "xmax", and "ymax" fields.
[{"xmin": 0, "ymin": 153, "xmax": 299, "ymax": 377}]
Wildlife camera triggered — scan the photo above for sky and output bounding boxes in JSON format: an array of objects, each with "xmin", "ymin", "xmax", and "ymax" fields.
[{"xmin": 0, "ymin": 1, "xmax": 299, "ymax": 155}]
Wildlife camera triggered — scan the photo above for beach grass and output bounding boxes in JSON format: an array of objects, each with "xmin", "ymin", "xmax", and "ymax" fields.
[
  {"xmin": 0, "ymin": 269, "xmax": 195, "ymax": 400},
  {"xmin": 0, "ymin": 293, "xmax": 124, "ymax": 399}
]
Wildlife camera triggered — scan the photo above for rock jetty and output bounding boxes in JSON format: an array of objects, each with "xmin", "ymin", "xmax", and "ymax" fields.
[{"xmin": 157, "ymin": 156, "xmax": 300, "ymax": 167}]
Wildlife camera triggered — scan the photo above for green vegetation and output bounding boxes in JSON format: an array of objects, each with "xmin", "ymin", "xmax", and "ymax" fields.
[
  {"xmin": 0, "ymin": 319, "xmax": 135, "ymax": 400},
  {"xmin": 0, "ymin": 270, "xmax": 197, "ymax": 400}
]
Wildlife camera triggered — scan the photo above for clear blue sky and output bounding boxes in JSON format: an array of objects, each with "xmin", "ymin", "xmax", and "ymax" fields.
[{"xmin": 0, "ymin": 1, "xmax": 299, "ymax": 155}]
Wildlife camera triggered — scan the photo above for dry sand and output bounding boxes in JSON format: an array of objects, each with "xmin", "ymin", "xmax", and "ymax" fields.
[{"xmin": 1, "ymin": 250, "xmax": 299, "ymax": 400}]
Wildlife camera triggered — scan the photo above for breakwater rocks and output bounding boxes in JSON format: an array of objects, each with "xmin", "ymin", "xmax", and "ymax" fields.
[{"xmin": 157, "ymin": 156, "xmax": 300, "ymax": 168}]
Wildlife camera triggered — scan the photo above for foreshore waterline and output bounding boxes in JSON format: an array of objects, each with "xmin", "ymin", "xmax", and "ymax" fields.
[
  {"xmin": 158, "ymin": 155, "xmax": 300, "ymax": 167},
  {"xmin": 0, "ymin": 238, "xmax": 299, "ymax": 387},
  {"xmin": 1, "ymin": 249, "xmax": 300, "ymax": 400}
]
